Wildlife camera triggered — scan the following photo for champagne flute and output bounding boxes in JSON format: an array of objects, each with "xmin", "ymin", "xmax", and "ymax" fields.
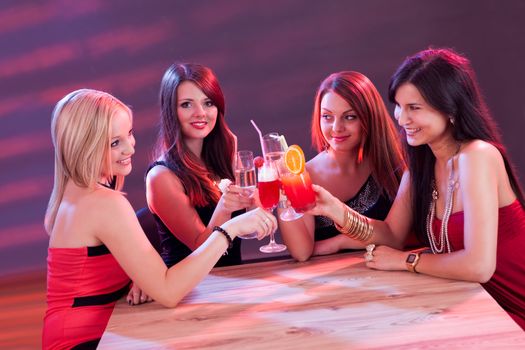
[
  {"xmin": 257, "ymin": 161, "xmax": 286, "ymax": 253},
  {"xmin": 234, "ymin": 150, "xmax": 258, "ymax": 239}
]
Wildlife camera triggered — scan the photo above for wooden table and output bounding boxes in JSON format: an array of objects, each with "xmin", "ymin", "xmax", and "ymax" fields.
[{"xmin": 99, "ymin": 252, "xmax": 525, "ymax": 349}]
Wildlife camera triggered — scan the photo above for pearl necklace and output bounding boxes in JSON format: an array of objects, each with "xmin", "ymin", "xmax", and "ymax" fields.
[{"xmin": 426, "ymin": 145, "xmax": 460, "ymax": 254}]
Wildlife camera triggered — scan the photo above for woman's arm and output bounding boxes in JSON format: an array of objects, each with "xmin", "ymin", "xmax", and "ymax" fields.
[
  {"xmin": 419, "ymin": 142, "xmax": 499, "ymax": 281},
  {"xmin": 369, "ymin": 142, "xmax": 506, "ymax": 282},
  {"xmin": 278, "ymin": 212, "xmax": 316, "ymax": 262},
  {"xmin": 146, "ymin": 165, "xmax": 253, "ymax": 250},
  {"xmin": 98, "ymin": 194, "xmax": 276, "ymax": 307},
  {"xmin": 308, "ymin": 171, "xmax": 414, "ymax": 251}
]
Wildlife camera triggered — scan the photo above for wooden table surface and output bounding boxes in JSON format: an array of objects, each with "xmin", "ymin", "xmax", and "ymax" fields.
[{"xmin": 99, "ymin": 252, "xmax": 525, "ymax": 349}]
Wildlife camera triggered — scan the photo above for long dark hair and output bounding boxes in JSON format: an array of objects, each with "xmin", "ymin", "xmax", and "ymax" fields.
[
  {"xmin": 155, "ymin": 63, "xmax": 235, "ymax": 207},
  {"xmin": 311, "ymin": 71, "xmax": 406, "ymax": 200},
  {"xmin": 388, "ymin": 48, "xmax": 525, "ymax": 244}
]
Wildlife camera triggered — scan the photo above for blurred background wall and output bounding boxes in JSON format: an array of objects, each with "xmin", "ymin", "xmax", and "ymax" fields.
[{"xmin": 1, "ymin": 0, "xmax": 523, "ymax": 276}]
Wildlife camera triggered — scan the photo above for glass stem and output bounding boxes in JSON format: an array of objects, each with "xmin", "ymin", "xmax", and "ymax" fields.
[{"xmin": 269, "ymin": 231, "xmax": 276, "ymax": 244}]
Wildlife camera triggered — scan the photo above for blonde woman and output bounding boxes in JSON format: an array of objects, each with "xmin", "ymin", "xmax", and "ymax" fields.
[{"xmin": 42, "ymin": 89, "xmax": 276, "ymax": 349}]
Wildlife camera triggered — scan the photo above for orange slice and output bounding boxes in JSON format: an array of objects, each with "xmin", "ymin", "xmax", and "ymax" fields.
[{"xmin": 284, "ymin": 145, "xmax": 305, "ymax": 174}]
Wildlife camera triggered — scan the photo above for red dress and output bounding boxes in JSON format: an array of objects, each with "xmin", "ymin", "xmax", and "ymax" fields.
[
  {"xmin": 43, "ymin": 245, "xmax": 130, "ymax": 349},
  {"xmin": 432, "ymin": 200, "xmax": 525, "ymax": 330}
]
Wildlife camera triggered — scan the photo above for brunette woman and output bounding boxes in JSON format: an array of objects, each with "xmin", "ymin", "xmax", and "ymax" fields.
[
  {"xmin": 145, "ymin": 63, "xmax": 254, "ymax": 269},
  {"xmin": 308, "ymin": 48, "xmax": 525, "ymax": 329}
]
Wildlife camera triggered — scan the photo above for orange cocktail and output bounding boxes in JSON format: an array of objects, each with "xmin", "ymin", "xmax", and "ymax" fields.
[{"xmin": 280, "ymin": 170, "xmax": 315, "ymax": 213}]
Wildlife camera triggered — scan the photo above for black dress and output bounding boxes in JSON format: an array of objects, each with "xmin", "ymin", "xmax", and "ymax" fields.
[
  {"xmin": 314, "ymin": 175, "xmax": 392, "ymax": 241},
  {"xmin": 147, "ymin": 161, "xmax": 242, "ymax": 268}
]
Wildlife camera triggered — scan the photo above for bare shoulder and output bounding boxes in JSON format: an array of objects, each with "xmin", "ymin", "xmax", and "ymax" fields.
[
  {"xmin": 146, "ymin": 163, "xmax": 184, "ymax": 192},
  {"xmin": 306, "ymin": 152, "xmax": 326, "ymax": 174},
  {"xmin": 85, "ymin": 187, "xmax": 135, "ymax": 219},
  {"xmin": 459, "ymin": 140, "xmax": 503, "ymax": 166},
  {"xmin": 456, "ymin": 140, "xmax": 508, "ymax": 190},
  {"xmin": 461, "ymin": 140, "xmax": 500, "ymax": 156},
  {"xmin": 146, "ymin": 162, "xmax": 188, "ymax": 214},
  {"xmin": 85, "ymin": 188, "xmax": 141, "ymax": 243}
]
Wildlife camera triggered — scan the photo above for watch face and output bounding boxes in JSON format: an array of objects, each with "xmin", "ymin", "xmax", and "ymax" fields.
[{"xmin": 406, "ymin": 254, "xmax": 416, "ymax": 263}]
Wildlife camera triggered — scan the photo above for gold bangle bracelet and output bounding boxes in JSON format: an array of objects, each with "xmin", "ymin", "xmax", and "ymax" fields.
[{"xmin": 335, "ymin": 206, "xmax": 374, "ymax": 242}]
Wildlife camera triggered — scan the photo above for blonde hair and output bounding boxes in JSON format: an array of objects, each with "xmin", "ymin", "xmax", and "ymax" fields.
[{"xmin": 44, "ymin": 89, "xmax": 132, "ymax": 234}]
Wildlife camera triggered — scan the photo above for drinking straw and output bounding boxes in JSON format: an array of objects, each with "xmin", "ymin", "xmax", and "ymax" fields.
[
  {"xmin": 279, "ymin": 135, "xmax": 288, "ymax": 150},
  {"xmin": 250, "ymin": 119, "xmax": 266, "ymax": 156}
]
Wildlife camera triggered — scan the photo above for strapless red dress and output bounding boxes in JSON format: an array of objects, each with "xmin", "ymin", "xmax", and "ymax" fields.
[
  {"xmin": 42, "ymin": 245, "xmax": 130, "ymax": 349},
  {"xmin": 432, "ymin": 200, "xmax": 525, "ymax": 330}
]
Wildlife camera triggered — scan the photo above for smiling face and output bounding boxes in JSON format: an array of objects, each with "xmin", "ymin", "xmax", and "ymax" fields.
[
  {"xmin": 319, "ymin": 91, "xmax": 362, "ymax": 153},
  {"xmin": 109, "ymin": 109, "xmax": 135, "ymax": 177},
  {"xmin": 394, "ymin": 83, "xmax": 452, "ymax": 147},
  {"xmin": 176, "ymin": 81, "xmax": 218, "ymax": 143}
]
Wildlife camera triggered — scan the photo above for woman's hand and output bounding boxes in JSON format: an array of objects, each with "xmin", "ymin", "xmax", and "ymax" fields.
[
  {"xmin": 126, "ymin": 282, "xmax": 154, "ymax": 306},
  {"xmin": 305, "ymin": 184, "xmax": 341, "ymax": 218},
  {"xmin": 364, "ymin": 245, "xmax": 407, "ymax": 271},
  {"xmin": 222, "ymin": 207, "xmax": 277, "ymax": 240},
  {"xmin": 217, "ymin": 184, "xmax": 255, "ymax": 214}
]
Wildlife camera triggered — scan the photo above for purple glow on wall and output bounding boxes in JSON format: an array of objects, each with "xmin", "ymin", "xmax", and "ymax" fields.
[{"xmin": 0, "ymin": 0, "xmax": 523, "ymax": 275}]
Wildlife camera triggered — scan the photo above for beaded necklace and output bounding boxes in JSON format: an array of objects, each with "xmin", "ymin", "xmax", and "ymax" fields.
[{"xmin": 426, "ymin": 145, "xmax": 460, "ymax": 254}]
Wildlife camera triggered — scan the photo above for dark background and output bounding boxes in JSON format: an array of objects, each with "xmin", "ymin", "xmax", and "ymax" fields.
[{"xmin": 1, "ymin": 0, "xmax": 524, "ymax": 276}]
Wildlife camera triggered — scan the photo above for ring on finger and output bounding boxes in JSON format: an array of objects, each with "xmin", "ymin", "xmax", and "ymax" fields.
[
  {"xmin": 366, "ymin": 244, "xmax": 376, "ymax": 254},
  {"xmin": 364, "ymin": 252, "xmax": 373, "ymax": 262}
]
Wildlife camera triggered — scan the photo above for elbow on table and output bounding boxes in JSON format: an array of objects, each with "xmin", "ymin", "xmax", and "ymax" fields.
[
  {"xmin": 285, "ymin": 244, "xmax": 314, "ymax": 262},
  {"xmin": 290, "ymin": 250, "xmax": 313, "ymax": 262},
  {"xmin": 467, "ymin": 263, "xmax": 496, "ymax": 284},
  {"xmin": 294, "ymin": 254, "xmax": 312, "ymax": 263},
  {"xmin": 474, "ymin": 268, "xmax": 495, "ymax": 284},
  {"xmin": 153, "ymin": 289, "xmax": 184, "ymax": 308},
  {"xmin": 156, "ymin": 296, "xmax": 182, "ymax": 308}
]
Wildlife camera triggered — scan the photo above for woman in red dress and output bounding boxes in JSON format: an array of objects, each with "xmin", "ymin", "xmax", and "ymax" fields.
[
  {"xmin": 305, "ymin": 48, "xmax": 525, "ymax": 329},
  {"xmin": 42, "ymin": 89, "xmax": 277, "ymax": 349}
]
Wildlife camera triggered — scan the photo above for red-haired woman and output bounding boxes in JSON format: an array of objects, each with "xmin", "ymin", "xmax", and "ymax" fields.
[{"xmin": 279, "ymin": 71, "xmax": 407, "ymax": 261}]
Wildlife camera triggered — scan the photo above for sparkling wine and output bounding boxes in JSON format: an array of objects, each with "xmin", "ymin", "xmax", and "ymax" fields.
[{"xmin": 235, "ymin": 168, "xmax": 256, "ymax": 197}]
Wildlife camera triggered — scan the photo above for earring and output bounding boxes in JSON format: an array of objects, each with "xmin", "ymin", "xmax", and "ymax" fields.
[
  {"xmin": 357, "ymin": 141, "xmax": 365, "ymax": 164},
  {"xmin": 450, "ymin": 117, "xmax": 455, "ymax": 125}
]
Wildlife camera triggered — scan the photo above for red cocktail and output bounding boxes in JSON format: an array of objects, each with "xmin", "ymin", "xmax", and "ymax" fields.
[
  {"xmin": 258, "ymin": 179, "xmax": 280, "ymax": 210},
  {"xmin": 257, "ymin": 163, "xmax": 280, "ymax": 211}
]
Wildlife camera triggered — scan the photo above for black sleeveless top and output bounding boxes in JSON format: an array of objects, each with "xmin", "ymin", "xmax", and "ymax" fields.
[
  {"xmin": 314, "ymin": 175, "xmax": 392, "ymax": 241},
  {"xmin": 147, "ymin": 161, "xmax": 242, "ymax": 268}
]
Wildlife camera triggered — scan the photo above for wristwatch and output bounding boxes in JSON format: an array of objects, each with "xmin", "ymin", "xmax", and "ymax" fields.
[{"xmin": 406, "ymin": 252, "xmax": 421, "ymax": 273}]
